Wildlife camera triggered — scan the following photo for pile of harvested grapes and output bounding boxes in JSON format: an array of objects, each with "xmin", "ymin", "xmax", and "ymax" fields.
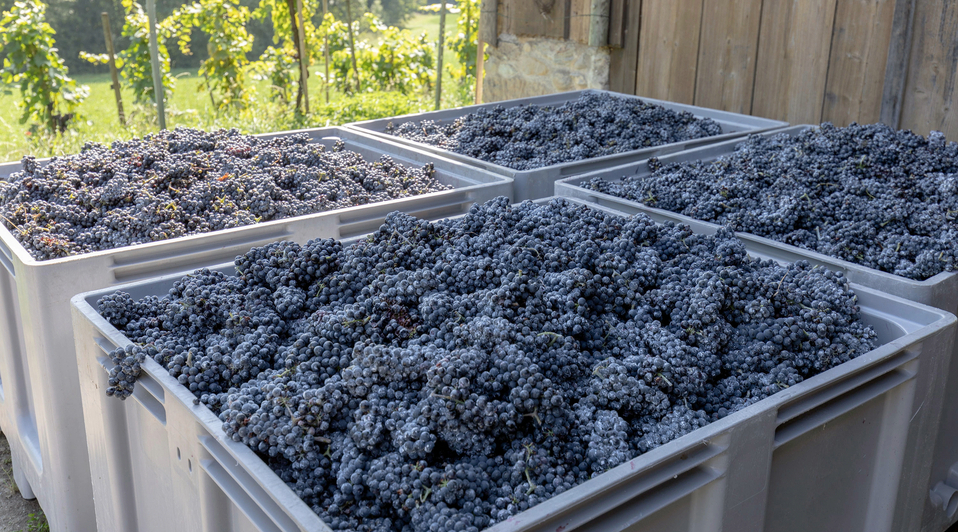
[
  {"xmin": 0, "ymin": 128, "xmax": 449, "ymax": 260},
  {"xmin": 385, "ymin": 92, "xmax": 723, "ymax": 171},
  {"xmin": 100, "ymin": 197, "xmax": 877, "ymax": 532},
  {"xmin": 583, "ymin": 123, "xmax": 958, "ymax": 281}
]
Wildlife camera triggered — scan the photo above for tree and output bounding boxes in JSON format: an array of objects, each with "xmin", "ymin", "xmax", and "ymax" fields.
[
  {"xmin": 0, "ymin": 0, "xmax": 89, "ymax": 132},
  {"xmin": 376, "ymin": 0, "xmax": 417, "ymax": 27}
]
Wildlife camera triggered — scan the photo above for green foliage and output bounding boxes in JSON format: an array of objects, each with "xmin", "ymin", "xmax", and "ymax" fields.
[
  {"xmin": 447, "ymin": 0, "xmax": 477, "ymax": 78},
  {"xmin": 377, "ymin": 0, "xmax": 418, "ymax": 26},
  {"xmin": 0, "ymin": 8, "xmax": 469, "ymax": 160},
  {"xmin": 323, "ymin": 13, "xmax": 434, "ymax": 95},
  {"xmin": 416, "ymin": 3, "xmax": 457, "ymax": 14},
  {"xmin": 78, "ymin": 51, "xmax": 110, "ymax": 65},
  {"xmin": 97, "ymin": 0, "xmax": 177, "ymax": 106},
  {"xmin": 170, "ymin": 0, "xmax": 254, "ymax": 110},
  {"xmin": 253, "ymin": 0, "xmax": 322, "ymax": 59},
  {"xmin": 0, "ymin": 0, "xmax": 88, "ymax": 132},
  {"xmin": 17, "ymin": 513, "xmax": 49, "ymax": 532},
  {"xmin": 310, "ymin": 90, "xmax": 426, "ymax": 125},
  {"xmin": 327, "ymin": 0, "xmax": 367, "ymax": 26},
  {"xmin": 250, "ymin": 45, "xmax": 296, "ymax": 104}
]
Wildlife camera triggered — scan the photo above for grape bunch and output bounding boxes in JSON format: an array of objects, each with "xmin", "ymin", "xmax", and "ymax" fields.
[
  {"xmin": 100, "ymin": 197, "xmax": 877, "ymax": 532},
  {"xmin": 0, "ymin": 127, "xmax": 450, "ymax": 261},
  {"xmin": 384, "ymin": 92, "xmax": 723, "ymax": 171},
  {"xmin": 583, "ymin": 122, "xmax": 958, "ymax": 281}
]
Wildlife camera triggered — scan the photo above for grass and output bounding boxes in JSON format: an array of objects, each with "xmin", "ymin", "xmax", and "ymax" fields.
[
  {"xmin": 0, "ymin": 431, "xmax": 48, "ymax": 532},
  {"xmin": 403, "ymin": 12, "xmax": 461, "ymax": 41},
  {"xmin": 0, "ymin": 441, "xmax": 16, "ymax": 496},
  {"xmin": 0, "ymin": 13, "xmax": 473, "ymax": 163},
  {"xmin": 15, "ymin": 514, "xmax": 49, "ymax": 532}
]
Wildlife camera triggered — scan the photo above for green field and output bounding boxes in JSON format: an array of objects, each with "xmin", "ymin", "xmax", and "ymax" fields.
[{"xmin": 0, "ymin": 11, "xmax": 470, "ymax": 163}]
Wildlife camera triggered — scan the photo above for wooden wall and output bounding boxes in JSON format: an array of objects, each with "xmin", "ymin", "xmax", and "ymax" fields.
[{"xmin": 489, "ymin": 0, "xmax": 958, "ymax": 138}]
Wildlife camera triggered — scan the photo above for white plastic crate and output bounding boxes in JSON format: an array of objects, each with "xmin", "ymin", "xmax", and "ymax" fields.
[
  {"xmin": 0, "ymin": 127, "xmax": 511, "ymax": 532},
  {"xmin": 70, "ymin": 198, "xmax": 956, "ymax": 532},
  {"xmin": 555, "ymin": 129, "xmax": 958, "ymax": 531},
  {"xmin": 345, "ymin": 89, "xmax": 789, "ymax": 201}
]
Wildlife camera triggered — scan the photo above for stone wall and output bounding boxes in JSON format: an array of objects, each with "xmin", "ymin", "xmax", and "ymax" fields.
[{"xmin": 481, "ymin": 34, "xmax": 610, "ymax": 103}]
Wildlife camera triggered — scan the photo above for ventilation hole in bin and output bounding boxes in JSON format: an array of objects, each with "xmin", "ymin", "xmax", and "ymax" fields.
[
  {"xmin": 188, "ymin": 459, "xmax": 192, "ymax": 473},
  {"xmin": 176, "ymin": 447, "xmax": 181, "ymax": 460}
]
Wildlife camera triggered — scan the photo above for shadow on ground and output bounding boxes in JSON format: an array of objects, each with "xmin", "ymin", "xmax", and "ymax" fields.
[{"xmin": 0, "ymin": 431, "xmax": 46, "ymax": 532}]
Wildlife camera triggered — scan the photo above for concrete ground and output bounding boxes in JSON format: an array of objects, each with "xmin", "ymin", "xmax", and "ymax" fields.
[{"xmin": 0, "ymin": 431, "xmax": 46, "ymax": 532}]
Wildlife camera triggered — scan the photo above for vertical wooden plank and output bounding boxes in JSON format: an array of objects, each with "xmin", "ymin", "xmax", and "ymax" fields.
[
  {"xmin": 821, "ymin": 0, "xmax": 896, "ymax": 126},
  {"xmin": 609, "ymin": 0, "xmax": 641, "ymax": 94},
  {"xmin": 476, "ymin": 40, "xmax": 486, "ymax": 103},
  {"xmin": 899, "ymin": 0, "xmax": 958, "ymax": 137},
  {"xmin": 693, "ymin": 0, "xmax": 763, "ymax": 115},
  {"xmin": 499, "ymin": 0, "xmax": 568, "ymax": 39},
  {"xmin": 568, "ymin": 0, "xmax": 591, "ymax": 44},
  {"xmin": 479, "ymin": 0, "xmax": 498, "ymax": 46},
  {"xmin": 608, "ymin": 0, "xmax": 626, "ymax": 48},
  {"xmin": 879, "ymin": 0, "xmax": 916, "ymax": 128},
  {"xmin": 634, "ymin": 0, "xmax": 704, "ymax": 104},
  {"xmin": 752, "ymin": 0, "xmax": 838, "ymax": 123}
]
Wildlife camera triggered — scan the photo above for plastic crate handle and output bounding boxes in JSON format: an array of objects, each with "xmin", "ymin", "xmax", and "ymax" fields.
[
  {"xmin": 110, "ymin": 226, "xmax": 293, "ymax": 283},
  {"xmin": 773, "ymin": 349, "xmax": 917, "ymax": 446},
  {"xmin": 199, "ymin": 435, "xmax": 307, "ymax": 532},
  {"xmin": 500, "ymin": 441, "xmax": 725, "ymax": 532},
  {"xmin": 0, "ymin": 239, "xmax": 14, "ymax": 278},
  {"xmin": 94, "ymin": 337, "xmax": 167, "ymax": 424}
]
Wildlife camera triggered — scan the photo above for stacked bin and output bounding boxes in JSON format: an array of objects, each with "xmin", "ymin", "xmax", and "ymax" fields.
[
  {"xmin": 344, "ymin": 89, "xmax": 789, "ymax": 201},
  {"xmin": 69, "ymin": 197, "xmax": 957, "ymax": 532},
  {"xmin": 555, "ymin": 128, "xmax": 958, "ymax": 532},
  {"xmin": 0, "ymin": 127, "xmax": 512, "ymax": 531}
]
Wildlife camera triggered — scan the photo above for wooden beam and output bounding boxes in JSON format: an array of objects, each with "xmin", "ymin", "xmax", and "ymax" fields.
[
  {"xmin": 608, "ymin": 0, "xmax": 626, "ymax": 48},
  {"xmin": 475, "ymin": 40, "xmax": 486, "ymax": 103},
  {"xmin": 635, "ymin": 0, "xmax": 704, "ymax": 104},
  {"xmin": 878, "ymin": 0, "xmax": 915, "ymax": 128},
  {"xmin": 479, "ymin": 0, "xmax": 498, "ymax": 46},
  {"xmin": 101, "ymin": 12, "xmax": 126, "ymax": 126},
  {"xmin": 608, "ymin": 0, "xmax": 640, "ymax": 94},
  {"xmin": 146, "ymin": 0, "xmax": 165, "ymax": 129},
  {"xmin": 898, "ymin": 0, "xmax": 958, "ymax": 137},
  {"xmin": 499, "ymin": 0, "xmax": 568, "ymax": 40},
  {"xmin": 588, "ymin": 0, "xmax": 610, "ymax": 47},
  {"xmin": 821, "ymin": 0, "xmax": 897, "ymax": 126},
  {"xmin": 568, "ymin": 0, "xmax": 590, "ymax": 44},
  {"xmin": 751, "ymin": 0, "xmax": 838, "ymax": 123},
  {"xmin": 693, "ymin": 0, "xmax": 762, "ymax": 115}
]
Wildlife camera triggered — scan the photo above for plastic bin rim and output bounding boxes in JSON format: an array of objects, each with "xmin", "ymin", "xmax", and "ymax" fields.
[
  {"xmin": 347, "ymin": 88, "xmax": 790, "ymax": 129},
  {"xmin": 346, "ymin": 89, "xmax": 790, "ymax": 176},
  {"xmin": 554, "ymin": 123, "xmax": 958, "ymax": 289},
  {"xmin": 0, "ymin": 182, "xmax": 516, "ymax": 268},
  {"xmin": 0, "ymin": 131, "xmax": 514, "ymax": 268},
  {"xmin": 0, "ymin": 126, "xmax": 347, "ymax": 169},
  {"xmin": 70, "ymin": 265, "xmax": 957, "ymax": 532}
]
